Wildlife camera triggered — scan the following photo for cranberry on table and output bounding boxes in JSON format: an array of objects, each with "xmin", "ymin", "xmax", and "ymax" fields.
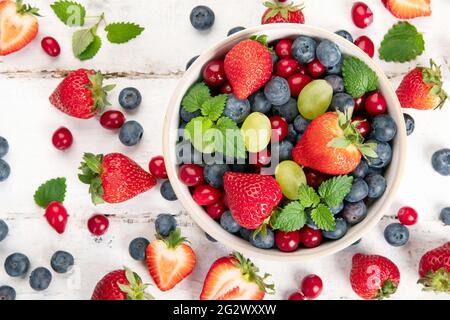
[
  {"xmin": 275, "ymin": 39, "xmax": 293, "ymax": 59},
  {"xmin": 299, "ymin": 226, "xmax": 322, "ymax": 248},
  {"xmin": 288, "ymin": 292, "xmax": 306, "ymax": 300},
  {"xmin": 206, "ymin": 199, "xmax": 227, "ymax": 219},
  {"xmin": 304, "ymin": 168, "xmax": 328, "ymax": 189},
  {"xmin": 203, "ymin": 60, "xmax": 226, "ymax": 87},
  {"xmin": 270, "ymin": 116, "xmax": 289, "ymax": 142},
  {"xmin": 301, "ymin": 274, "xmax": 323, "ymax": 299},
  {"xmin": 179, "ymin": 164, "xmax": 204, "ymax": 186},
  {"xmin": 193, "ymin": 184, "xmax": 222, "ymax": 206},
  {"xmin": 100, "ymin": 110, "xmax": 125, "ymax": 130},
  {"xmin": 365, "ymin": 91, "xmax": 387, "ymax": 115},
  {"xmin": 354, "ymin": 95, "xmax": 366, "ymax": 111},
  {"xmin": 306, "ymin": 59, "xmax": 325, "ymax": 78},
  {"xmin": 52, "ymin": 127, "xmax": 73, "ymax": 150},
  {"xmin": 351, "ymin": 2, "xmax": 373, "ymax": 29},
  {"xmin": 397, "ymin": 206, "xmax": 418, "ymax": 226},
  {"xmin": 288, "ymin": 73, "xmax": 312, "ymax": 97},
  {"xmin": 352, "ymin": 116, "xmax": 371, "ymax": 138},
  {"xmin": 354, "ymin": 35, "xmax": 375, "ymax": 58},
  {"xmin": 251, "ymin": 149, "xmax": 271, "ymax": 167},
  {"xmin": 41, "ymin": 36, "xmax": 61, "ymax": 57},
  {"xmin": 275, "ymin": 230, "xmax": 301, "ymax": 252},
  {"xmin": 87, "ymin": 214, "xmax": 109, "ymax": 236},
  {"xmin": 45, "ymin": 201, "xmax": 68, "ymax": 234},
  {"xmin": 220, "ymin": 82, "xmax": 233, "ymax": 94},
  {"xmin": 149, "ymin": 156, "xmax": 168, "ymax": 180},
  {"xmin": 275, "ymin": 58, "xmax": 300, "ymax": 78}
]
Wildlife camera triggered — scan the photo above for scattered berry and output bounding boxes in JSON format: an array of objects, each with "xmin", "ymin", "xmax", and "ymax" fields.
[
  {"xmin": 29, "ymin": 267, "xmax": 52, "ymax": 291},
  {"xmin": 0, "ymin": 136, "xmax": 9, "ymax": 158},
  {"xmin": 417, "ymin": 242, "xmax": 450, "ymax": 293},
  {"xmin": 301, "ymin": 274, "xmax": 323, "ymax": 299},
  {"xmin": 119, "ymin": 87, "xmax": 142, "ymax": 110},
  {"xmin": 397, "ymin": 206, "xmax": 418, "ymax": 226},
  {"xmin": 160, "ymin": 180, "xmax": 178, "ymax": 201},
  {"xmin": 45, "ymin": 201, "xmax": 68, "ymax": 234},
  {"xmin": 190, "ymin": 5, "xmax": 215, "ymax": 30},
  {"xmin": 129, "ymin": 237, "xmax": 150, "ymax": 261},
  {"xmin": 335, "ymin": 30, "xmax": 353, "ymax": 42},
  {"xmin": 87, "ymin": 214, "xmax": 109, "ymax": 236},
  {"xmin": 52, "ymin": 127, "xmax": 73, "ymax": 150},
  {"xmin": 100, "ymin": 110, "xmax": 125, "ymax": 130},
  {"xmin": 0, "ymin": 285, "xmax": 16, "ymax": 300},
  {"xmin": 227, "ymin": 26, "xmax": 245, "ymax": 36},
  {"xmin": 155, "ymin": 214, "xmax": 177, "ymax": 237},
  {"xmin": 186, "ymin": 55, "xmax": 199, "ymax": 70},
  {"xmin": 262, "ymin": 1, "xmax": 305, "ymax": 24},
  {"xmin": 0, "ymin": 219, "xmax": 8, "ymax": 242},
  {"xmin": 288, "ymin": 292, "xmax": 306, "ymax": 300},
  {"xmin": 351, "ymin": 2, "xmax": 373, "ymax": 29},
  {"xmin": 41, "ymin": 36, "xmax": 61, "ymax": 57},
  {"xmin": 4, "ymin": 253, "xmax": 30, "ymax": 277},
  {"xmin": 384, "ymin": 223, "xmax": 409, "ymax": 247},
  {"xmin": 431, "ymin": 149, "xmax": 450, "ymax": 176},
  {"xmin": 354, "ymin": 35, "xmax": 375, "ymax": 58},
  {"xmin": 51, "ymin": 251, "xmax": 74, "ymax": 273},
  {"xmin": 119, "ymin": 121, "xmax": 144, "ymax": 146},
  {"xmin": 149, "ymin": 156, "xmax": 168, "ymax": 180},
  {"xmin": 440, "ymin": 208, "xmax": 450, "ymax": 226},
  {"xmin": 403, "ymin": 113, "xmax": 415, "ymax": 136}
]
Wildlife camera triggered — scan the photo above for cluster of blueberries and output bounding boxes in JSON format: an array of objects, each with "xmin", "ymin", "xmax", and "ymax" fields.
[{"xmin": 0, "ymin": 136, "xmax": 10, "ymax": 183}]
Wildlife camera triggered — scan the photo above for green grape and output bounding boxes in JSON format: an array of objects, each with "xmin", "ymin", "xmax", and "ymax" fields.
[
  {"xmin": 275, "ymin": 160, "xmax": 307, "ymax": 200},
  {"xmin": 241, "ymin": 112, "xmax": 271, "ymax": 153},
  {"xmin": 297, "ymin": 79, "xmax": 333, "ymax": 120}
]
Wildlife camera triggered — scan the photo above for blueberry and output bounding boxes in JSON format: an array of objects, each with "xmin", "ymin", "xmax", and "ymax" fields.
[
  {"xmin": 205, "ymin": 232, "xmax": 217, "ymax": 242},
  {"xmin": 331, "ymin": 93, "xmax": 355, "ymax": 113},
  {"xmin": 51, "ymin": 251, "xmax": 74, "ymax": 273},
  {"xmin": 292, "ymin": 36, "xmax": 317, "ymax": 64},
  {"xmin": 264, "ymin": 77, "xmax": 291, "ymax": 106},
  {"xmin": 286, "ymin": 124, "xmax": 298, "ymax": 144},
  {"xmin": 0, "ymin": 219, "xmax": 8, "ymax": 242},
  {"xmin": 352, "ymin": 238, "xmax": 362, "ymax": 246},
  {"xmin": 384, "ymin": 223, "xmax": 409, "ymax": 247},
  {"xmin": 186, "ymin": 55, "xmax": 200, "ymax": 70},
  {"xmin": 306, "ymin": 211, "xmax": 319, "ymax": 230},
  {"xmin": 160, "ymin": 180, "xmax": 178, "ymax": 201},
  {"xmin": 155, "ymin": 214, "xmax": 177, "ymax": 237},
  {"xmin": 224, "ymin": 94, "xmax": 251, "ymax": 123},
  {"xmin": 249, "ymin": 229, "xmax": 274, "ymax": 249},
  {"xmin": 371, "ymin": 115, "xmax": 397, "ymax": 142},
  {"xmin": 190, "ymin": 5, "xmax": 215, "ymax": 30},
  {"xmin": 365, "ymin": 173, "xmax": 386, "ymax": 199},
  {"xmin": 316, "ymin": 40, "xmax": 341, "ymax": 68},
  {"xmin": 227, "ymin": 26, "xmax": 245, "ymax": 36},
  {"xmin": 403, "ymin": 113, "xmax": 415, "ymax": 136},
  {"xmin": 440, "ymin": 207, "xmax": 450, "ymax": 225},
  {"xmin": 325, "ymin": 75, "xmax": 344, "ymax": 93},
  {"xmin": 368, "ymin": 166, "xmax": 384, "ymax": 175},
  {"xmin": 239, "ymin": 228, "xmax": 253, "ymax": 241},
  {"xmin": 366, "ymin": 140, "xmax": 392, "ymax": 169},
  {"xmin": 342, "ymin": 201, "xmax": 367, "ymax": 225},
  {"xmin": 0, "ymin": 159, "xmax": 11, "ymax": 182},
  {"xmin": 127, "ymin": 238, "xmax": 149, "ymax": 262},
  {"xmin": 220, "ymin": 211, "xmax": 241, "ymax": 233},
  {"xmin": 330, "ymin": 202, "xmax": 344, "ymax": 215},
  {"xmin": 249, "ymin": 92, "xmax": 271, "ymax": 114},
  {"xmin": 204, "ymin": 164, "xmax": 229, "ymax": 188},
  {"xmin": 0, "ymin": 136, "xmax": 9, "ymax": 158},
  {"xmin": 326, "ymin": 56, "xmax": 343, "ymax": 75},
  {"xmin": 119, "ymin": 87, "xmax": 142, "ymax": 110},
  {"xmin": 231, "ymin": 163, "xmax": 251, "ymax": 173},
  {"xmin": 322, "ymin": 218, "xmax": 348, "ymax": 240},
  {"xmin": 4, "ymin": 253, "xmax": 30, "ymax": 277},
  {"xmin": 272, "ymin": 98, "xmax": 299, "ymax": 123},
  {"xmin": 0, "ymin": 286, "xmax": 16, "ymax": 300},
  {"xmin": 293, "ymin": 115, "xmax": 310, "ymax": 134},
  {"xmin": 431, "ymin": 149, "xmax": 450, "ymax": 176},
  {"xmin": 271, "ymin": 51, "xmax": 278, "ymax": 71},
  {"xmin": 29, "ymin": 267, "xmax": 52, "ymax": 291},
  {"xmin": 176, "ymin": 141, "xmax": 203, "ymax": 165},
  {"xmin": 272, "ymin": 140, "xmax": 293, "ymax": 162},
  {"xmin": 345, "ymin": 178, "xmax": 369, "ymax": 203},
  {"xmin": 352, "ymin": 160, "xmax": 369, "ymax": 179},
  {"xmin": 335, "ymin": 30, "xmax": 353, "ymax": 42},
  {"xmin": 119, "ymin": 121, "xmax": 144, "ymax": 146},
  {"xmin": 180, "ymin": 107, "xmax": 201, "ymax": 123}
]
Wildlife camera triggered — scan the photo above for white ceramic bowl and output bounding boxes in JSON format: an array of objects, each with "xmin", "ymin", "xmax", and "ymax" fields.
[{"xmin": 163, "ymin": 24, "xmax": 406, "ymax": 262}]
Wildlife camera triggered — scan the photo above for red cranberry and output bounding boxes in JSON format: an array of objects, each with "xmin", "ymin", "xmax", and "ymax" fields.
[
  {"xmin": 220, "ymin": 82, "xmax": 233, "ymax": 94},
  {"xmin": 276, "ymin": 58, "xmax": 300, "ymax": 78},
  {"xmin": 299, "ymin": 226, "xmax": 322, "ymax": 248},
  {"xmin": 149, "ymin": 156, "xmax": 168, "ymax": 180},
  {"xmin": 301, "ymin": 274, "xmax": 323, "ymax": 299},
  {"xmin": 41, "ymin": 36, "xmax": 61, "ymax": 57},
  {"xmin": 52, "ymin": 127, "xmax": 73, "ymax": 150},
  {"xmin": 100, "ymin": 110, "xmax": 125, "ymax": 130},
  {"xmin": 275, "ymin": 39, "xmax": 293, "ymax": 59},
  {"xmin": 365, "ymin": 91, "xmax": 387, "ymax": 115},
  {"xmin": 304, "ymin": 168, "xmax": 328, "ymax": 189},
  {"xmin": 203, "ymin": 60, "xmax": 226, "ymax": 87},
  {"xmin": 179, "ymin": 164, "xmax": 204, "ymax": 186},
  {"xmin": 288, "ymin": 73, "xmax": 312, "ymax": 97},
  {"xmin": 306, "ymin": 59, "xmax": 325, "ymax": 78},
  {"xmin": 354, "ymin": 36, "xmax": 375, "ymax": 58},
  {"xmin": 352, "ymin": 116, "xmax": 371, "ymax": 138},
  {"xmin": 270, "ymin": 116, "xmax": 289, "ymax": 141},
  {"xmin": 288, "ymin": 292, "xmax": 306, "ymax": 300},
  {"xmin": 275, "ymin": 231, "xmax": 301, "ymax": 252},
  {"xmin": 87, "ymin": 214, "xmax": 109, "ymax": 236},
  {"xmin": 351, "ymin": 2, "xmax": 373, "ymax": 29},
  {"xmin": 206, "ymin": 199, "xmax": 227, "ymax": 219},
  {"xmin": 354, "ymin": 95, "xmax": 366, "ymax": 111},
  {"xmin": 251, "ymin": 149, "xmax": 271, "ymax": 167},
  {"xmin": 193, "ymin": 184, "xmax": 222, "ymax": 206},
  {"xmin": 397, "ymin": 206, "xmax": 418, "ymax": 226},
  {"xmin": 45, "ymin": 201, "xmax": 68, "ymax": 234}
]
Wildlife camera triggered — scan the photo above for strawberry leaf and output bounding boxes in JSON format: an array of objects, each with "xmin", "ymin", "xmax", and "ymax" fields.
[
  {"xmin": 77, "ymin": 35, "xmax": 102, "ymax": 61},
  {"xmin": 51, "ymin": 0, "xmax": 86, "ymax": 27},
  {"xmin": 34, "ymin": 178, "xmax": 67, "ymax": 209},
  {"xmin": 105, "ymin": 22, "xmax": 144, "ymax": 44}
]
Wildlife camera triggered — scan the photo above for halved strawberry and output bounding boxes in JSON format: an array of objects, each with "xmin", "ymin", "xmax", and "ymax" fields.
[
  {"xmin": 0, "ymin": 0, "xmax": 39, "ymax": 56},
  {"xmin": 386, "ymin": 0, "xmax": 431, "ymax": 19},
  {"xmin": 146, "ymin": 228, "xmax": 196, "ymax": 291},
  {"xmin": 200, "ymin": 252, "xmax": 274, "ymax": 300}
]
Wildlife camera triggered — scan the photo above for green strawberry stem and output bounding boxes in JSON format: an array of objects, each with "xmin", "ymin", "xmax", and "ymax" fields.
[
  {"xmin": 263, "ymin": 1, "xmax": 305, "ymax": 21},
  {"xmin": 422, "ymin": 59, "xmax": 448, "ymax": 109},
  {"xmin": 78, "ymin": 153, "xmax": 105, "ymax": 205},
  {"xmin": 417, "ymin": 268, "xmax": 450, "ymax": 293},
  {"xmin": 86, "ymin": 71, "xmax": 115, "ymax": 113},
  {"xmin": 231, "ymin": 252, "xmax": 275, "ymax": 294},
  {"xmin": 157, "ymin": 228, "xmax": 188, "ymax": 249},
  {"xmin": 375, "ymin": 280, "xmax": 398, "ymax": 300},
  {"xmin": 117, "ymin": 267, "xmax": 154, "ymax": 300},
  {"xmin": 16, "ymin": 0, "xmax": 41, "ymax": 16}
]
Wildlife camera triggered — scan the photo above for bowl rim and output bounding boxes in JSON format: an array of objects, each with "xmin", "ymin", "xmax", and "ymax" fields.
[{"xmin": 163, "ymin": 23, "xmax": 407, "ymax": 262}]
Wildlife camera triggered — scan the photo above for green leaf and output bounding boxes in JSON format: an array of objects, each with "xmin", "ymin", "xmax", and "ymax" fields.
[
  {"xmin": 329, "ymin": 137, "xmax": 351, "ymax": 148},
  {"xmin": 201, "ymin": 95, "xmax": 228, "ymax": 121},
  {"xmin": 342, "ymin": 57, "xmax": 379, "ymax": 98},
  {"xmin": 298, "ymin": 184, "xmax": 320, "ymax": 208},
  {"xmin": 318, "ymin": 175, "xmax": 354, "ymax": 208},
  {"xmin": 271, "ymin": 202, "xmax": 306, "ymax": 232},
  {"xmin": 215, "ymin": 116, "xmax": 246, "ymax": 159},
  {"xmin": 105, "ymin": 22, "xmax": 145, "ymax": 44},
  {"xmin": 50, "ymin": 0, "xmax": 86, "ymax": 27},
  {"xmin": 77, "ymin": 35, "xmax": 102, "ymax": 60},
  {"xmin": 33, "ymin": 178, "xmax": 67, "ymax": 209},
  {"xmin": 181, "ymin": 82, "xmax": 211, "ymax": 113},
  {"xmin": 379, "ymin": 21, "xmax": 425, "ymax": 63},
  {"xmin": 184, "ymin": 116, "xmax": 215, "ymax": 153},
  {"xmin": 311, "ymin": 204, "xmax": 336, "ymax": 232},
  {"xmin": 72, "ymin": 28, "xmax": 95, "ymax": 57}
]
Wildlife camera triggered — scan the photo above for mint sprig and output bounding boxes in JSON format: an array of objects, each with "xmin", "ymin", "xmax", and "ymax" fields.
[
  {"xmin": 182, "ymin": 82, "xmax": 211, "ymax": 113},
  {"xmin": 318, "ymin": 175, "xmax": 354, "ymax": 208},
  {"xmin": 34, "ymin": 178, "xmax": 67, "ymax": 209},
  {"xmin": 342, "ymin": 57, "xmax": 378, "ymax": 98}
]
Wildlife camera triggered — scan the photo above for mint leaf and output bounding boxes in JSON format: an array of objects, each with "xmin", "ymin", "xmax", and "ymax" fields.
[
  {"xmin": 215, "ymin": 116, "xmax": 246, "ymax": 159},
  {"xmin": 184, "ymin": 116, "xmax": 215, "ymax": 153},
  {"xmin": 77, "ymin": 35, "xmax": 102, "ymax": 60},
  {"xmin": 298, "ymin": 184, "xmax": 320, "ymax": 208},
  {"xmin": 379, "ymin": 21, "xmax": 425, "ymax": 63},
  {"xmin": 105, "ymin": 22, "xmax": 144, "ymax": 44},
  {"xmin": 182, "ymin": 82, "xmax": 211, "ymax": 113},
  {"xmin": 72, "ymin": 28, "xmax": 95, "ymax": 57},
  {"xmin": 342, "ymin": 57, "xmax": 378, "ymax": 98},
  {"xmin": 51, "ymin": 0, "xmax": 86, "ymax": 27},
  {"xmin": 34, "ymin": 178, "xmax": 67, "ymax": 209},
  {"xmin": 311, "ymin": 204, "xmax": 335, "ymax": 232},
  {"xmin": 201, "ymin": 95, "xmax": 228, "ymax": 121},
  {"xmin": 271, "ymin": 202, "xmax": 306, "ymax": 232},
  {"xmin": 318, "ymin": 175, "xmax": 354, "ymax": 208}
]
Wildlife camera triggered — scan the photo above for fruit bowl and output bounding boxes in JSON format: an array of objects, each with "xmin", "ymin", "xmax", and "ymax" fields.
[{"xmin": 163, "ymin": 24, "xmax": 406, "ymax": 261}]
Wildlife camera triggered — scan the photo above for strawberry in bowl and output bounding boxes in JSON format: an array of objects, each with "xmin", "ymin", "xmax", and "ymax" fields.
[{"xmin": 163, "ymin": 25, "xmax": 406, "ymax": 261}]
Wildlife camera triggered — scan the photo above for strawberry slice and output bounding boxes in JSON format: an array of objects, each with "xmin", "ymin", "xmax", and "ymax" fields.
[
  {"xmin": 200, "ymin": 252, "xmax": 274, "ymax": 300},
  {"xmin": 0, "ymin": 0, "xmax": 40, "ymax": 56},
  {"xmin": 386, "ymin": 0, "xmax": 431, "ymax": 19},
  {"xmin": 146, "ymin": 228, "xmax": 196, "ymax": 291}
]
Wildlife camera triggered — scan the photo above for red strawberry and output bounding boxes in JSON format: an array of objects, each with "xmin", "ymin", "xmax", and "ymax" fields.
[
  {"xmin": 146, "ymin": 228, "xmax": 196, "ymax": 291},
  {"xmin": 223, "ymin": 172, "xmax": 282, "ymax": 229},
  {"xmin": 350, "ymin": 253, "xmax": 400, "ymax": 300},
  {"xmin": 396, "ymin": 60, "xmax": 447, "ymax": 110},
  {"xmin": 417, "ymin": 242, "xmax": 449, "ymax": 293},
  {"xmin": 385, "ymin": 0, "xmax": 431, "ymax": 19},
  {"xmin": 91, "ymin": 267, "xmax": 153, "ymax": 300},
  {"xmin": 200, "ymin": 252, "xmax": 274, "ymax": 300},
  {"xmin": 49, "ymin": 69, "xmax": 115, "ymax": 119},
  {"xmin": 293, "ymin": 111, "xmax": 377, "ymax": 175},
  {"xmin": 261, "ymin": 1, "xmax": 305, "ymax": 24},
  {"xmin": 78, "ymin": 152, "xmax": 157, "ymax": 204},
  {"xmin": 0, "ymin": 0, "xmax": 39, "ymax": 56},
  {"xmin": 224, "ymin": 39, "xmax": 272, "ymax": 100}
]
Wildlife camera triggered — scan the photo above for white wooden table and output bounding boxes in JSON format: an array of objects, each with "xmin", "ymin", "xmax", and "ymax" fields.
[{"xmin": 0, "ymin": 0, "xmax": 449, "ymax": 300}]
